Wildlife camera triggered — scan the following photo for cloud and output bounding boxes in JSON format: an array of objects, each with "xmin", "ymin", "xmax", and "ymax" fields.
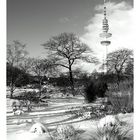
[
  {"xmin": 59, "ymin": 17, "xmax": 70, "ymax": 23},
  {"xmin": 95, "ymin": 1, "xmax": 132, "ymax": 12},
  {"xmin": 80, "ymin": 1, "xmax": 134, "ymax": 64}
]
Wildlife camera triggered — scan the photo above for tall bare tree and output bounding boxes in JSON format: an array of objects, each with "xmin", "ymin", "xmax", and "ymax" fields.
[
  {"xmin": 7, "ymin": 41, "xmax": 28, "ymax": 98},
  {"xmin": 43, "ymin": 32, "xmax": 98, "ymax": 96},
  {"xmin": 106, "ymin": 48, "xmax": 133, "ymax": 84}
]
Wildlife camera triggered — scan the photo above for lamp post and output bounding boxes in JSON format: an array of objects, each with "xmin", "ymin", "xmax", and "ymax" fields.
[{"xmin": 99, "ymin": 0, "xmax": 112, "ymax": 73}]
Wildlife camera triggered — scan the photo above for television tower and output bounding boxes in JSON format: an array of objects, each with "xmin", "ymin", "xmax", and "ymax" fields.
[{"xmin": 99, "ymin": 0, "xmax": 112, "ymax": 73}]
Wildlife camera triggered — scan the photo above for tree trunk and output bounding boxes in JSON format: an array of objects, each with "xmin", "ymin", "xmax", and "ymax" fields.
[
  {"xmin": 117, "ymin": 72, "xmax": 121, "ymax": 87},
  {"xmin": 10, "ymin": 84, "xmax": 14, "ymax": 98},
  {"xmin": 10, "ymin": 89, "xmax": 13, "ymax": 98},
  {"xmin": 10, "ymin": 65, "xmax": 14, "ymax": 98},
  {"xmin": 26, "ymin": 100, "xmax": 32, "ymax": 112},
  {"xmin": 39, "ymin": 80, "xmax": 42, "ymax": 98},
  {"xmin": 69, "ymin": 66, "xmax": 75, "ymax": 96}
]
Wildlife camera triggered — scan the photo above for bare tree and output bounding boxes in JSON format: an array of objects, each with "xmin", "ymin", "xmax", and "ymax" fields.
[
  {"xmin": 106, "ymin": 48, "xmax": 133, "ymax": 84},
  {"xmin": 124, "ymin": 57, "xmax": 133, "ymax": 76},
  {"xmin": 7, "ymin": 41, "xmax": 28, "ymax": 67},
  {"xmin": 42, "ymin": 32, "xmax": 98, "ymax": 96},
  {"xmin": 7, "ymin": 41, "xmax": 28, "ymax": 98},
  {"xmin": 19, "ymin": 57, "xmax": 33, "ymax": 73},
  {"xmin": 30, "ymin": 58, "xmax": 54, "ymax": 97}
]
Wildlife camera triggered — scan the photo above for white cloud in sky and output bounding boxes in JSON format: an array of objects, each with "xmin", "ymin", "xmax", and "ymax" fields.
[{"xmin": 80, "ymin": 1, "xmax": 134, "ymax": 72}]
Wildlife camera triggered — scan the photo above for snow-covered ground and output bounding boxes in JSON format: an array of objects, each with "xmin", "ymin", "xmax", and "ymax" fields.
[{"xmin": 7, "ymin": 96, "xmax": 133, "ymax": 140}]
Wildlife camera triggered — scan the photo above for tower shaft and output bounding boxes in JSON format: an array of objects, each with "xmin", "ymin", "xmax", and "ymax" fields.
[{"xmin": 99, "ymin": 0, "xmax": 112, "ymax": 73}]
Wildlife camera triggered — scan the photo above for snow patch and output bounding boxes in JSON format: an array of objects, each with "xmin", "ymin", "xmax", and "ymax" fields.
[
  {"xmin": 98, "ymin": 115, "xmax": 118, "ymax": 128},
  {"xmin": 29, "ymin": 123, "xmax": 47, "ymax": 134}
]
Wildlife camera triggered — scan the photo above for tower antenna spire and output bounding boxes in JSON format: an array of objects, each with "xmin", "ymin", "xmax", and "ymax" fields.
[{"xmin": 99, "ymin": 0, "xmax": 112, "ymax": 73}]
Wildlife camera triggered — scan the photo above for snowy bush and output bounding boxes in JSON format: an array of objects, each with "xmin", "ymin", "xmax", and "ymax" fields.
[
  {"xmin": 106, "ymin": 81, "xmax": 133, "ymax": 114},
  {"xmin": 12, "ymin": 100, "xmax": 23, "ymax": 109},
  {"xmin": 52, "ymin": 124, "xmax": 76, "ymax": 140},
  {"xmin": 93, "ymin": 115, "xmax": 131, "ymax": 140},
  {"xmin": 14, "ymin": 109, "xmax": 24, "ymax": 115},
  {"xmin": 67, "ymin": 105, "xmax": 112, "ymax": 120},
  {"xmin": 29, "ymin": 122, "xmax": 47, "ymax": 134},
  {"xmin": 98, "ymin": 115, "xmax": 120, "ymax": 129},
  {"xmin": 11, "ymin": 100, "xmax": 25, "ymax": 115},
  {"xmin": 94, "ymin": 124, "xmax": 131, "ymax": 140},
  {"xmin": 67, "ymin": 106, "xmax": 93, "ymax": 120},
  {"xmin": 84, "ymin": 80, "xmax": 108, "ymax": 103}
]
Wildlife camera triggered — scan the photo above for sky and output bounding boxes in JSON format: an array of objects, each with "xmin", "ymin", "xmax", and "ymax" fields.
[{"xmin": 7, "ymin": 0, "xmax": 134, "ymax": 72}]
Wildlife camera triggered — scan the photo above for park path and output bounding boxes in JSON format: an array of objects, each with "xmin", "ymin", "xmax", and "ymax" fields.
[
  {"xmin": 6, "ymin": 97, "xmax": 133, "ymax": 140},
  {"xmin": 7, "ymin": 97, "xmax": 103, "ymax": 133}
]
